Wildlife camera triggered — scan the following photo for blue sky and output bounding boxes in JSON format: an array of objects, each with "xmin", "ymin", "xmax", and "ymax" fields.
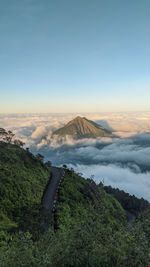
[{"xmin": 0, "ymin": 0, "xmax": 150, "ymax": 113}]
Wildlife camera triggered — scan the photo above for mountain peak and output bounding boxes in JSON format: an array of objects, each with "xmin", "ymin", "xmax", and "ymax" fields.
[
  {"xmin": 70, "ymin": 116, "xmax": 86, "ymax": 122},
  {"xmin": 67, "ymin": 116, "xmax": 87, "ymax": 125},
  {"xmin": 53, "ymin": 116, "xmax": 113, "ymax": 139},
  {"xmin": 71, "ymin": 116, "xmax": 83, "ymax": 121}
]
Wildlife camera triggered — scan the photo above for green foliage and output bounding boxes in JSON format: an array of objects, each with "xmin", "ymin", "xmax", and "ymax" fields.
[
  {"xmin": 0, "ymin": 142, "xmax": 50, "ymax": 245},
  {"xmin": 51, "ymin": 172, "xmax": 150, "ymax": 266},
  {"xmin": 0, "ymin": 146, "xmax": 150, "ymax": 266},
  {"xmin": 104, "ymin": 185, "xmax": 150, "ymax": 216}
]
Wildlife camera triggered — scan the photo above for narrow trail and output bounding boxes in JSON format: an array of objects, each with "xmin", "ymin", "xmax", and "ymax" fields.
[{"xmin": 42, "ymin": 166, "xmax": 65, "ymax": 213}]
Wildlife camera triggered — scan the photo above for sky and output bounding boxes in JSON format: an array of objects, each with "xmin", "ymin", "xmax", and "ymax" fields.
[{"xmin": 0, "ymin": 0, "xmax": 150, "ymax": 113}]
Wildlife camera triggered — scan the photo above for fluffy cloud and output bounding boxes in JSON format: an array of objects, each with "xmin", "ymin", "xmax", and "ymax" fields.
[
  {"xmin": 71, "ymin": 164, "xmax": 150, "ymax": 202},
  {"xmin": 31, "ymin": 126, "xmax": 48, "ymax": 139},
  {"xmin": 0, "ymin": 112, "xmax": 150, "ymax": 201}
]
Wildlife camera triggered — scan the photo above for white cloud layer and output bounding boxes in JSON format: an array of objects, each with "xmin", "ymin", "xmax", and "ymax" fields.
[
  {"xmin": 0, "ymin": 112, "xmax": 150, "ymax": 201},
  {"xmin": 70, "ymin": 164, "xmax": 150, "ymax": 202}
]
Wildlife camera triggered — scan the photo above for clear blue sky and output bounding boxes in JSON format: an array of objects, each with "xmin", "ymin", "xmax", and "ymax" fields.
[{"xmin": 0, "ymin": 0, "xmax": 150, "ymax": 113}]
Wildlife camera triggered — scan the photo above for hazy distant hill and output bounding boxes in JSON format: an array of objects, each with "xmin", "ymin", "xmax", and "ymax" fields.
[{"xmin": 53, "ymin": 116, "xmax": 113, "ymax": 139}]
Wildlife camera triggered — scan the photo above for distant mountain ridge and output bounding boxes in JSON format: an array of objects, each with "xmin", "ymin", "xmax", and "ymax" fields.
[{"xmin": 53, "ymin": 116, "xmax": 113, "ymax": 139}]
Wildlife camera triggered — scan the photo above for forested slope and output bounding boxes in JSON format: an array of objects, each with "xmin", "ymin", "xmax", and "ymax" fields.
[
  {"xmin": 0, "ymin": 143, "xmax": 150, "ymax": 266},
  {"xmin": 0, "ymin": 142, "xmax": 50, "ymax": 245}
]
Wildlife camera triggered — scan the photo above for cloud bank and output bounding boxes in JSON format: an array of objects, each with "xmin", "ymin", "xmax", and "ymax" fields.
[
  {"xmin": 0, "ymin": 112, "xmax": 150, "ymax": 201},
  {"xmin": 71, "ymin": 164, "xmax": 150, "ymax": 202}
]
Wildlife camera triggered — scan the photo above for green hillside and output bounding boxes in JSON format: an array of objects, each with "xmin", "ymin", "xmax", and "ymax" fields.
[
  {"xmin": 0, "ymin": 142, "xmax": 50, "ymax": 245},
  {"xmin": 53, "ymin": 171, "xmax": 150, "ymax": 266},
  {"xmin": 0, "ymin": 143, "xmax": 150, "ymax": 266}
]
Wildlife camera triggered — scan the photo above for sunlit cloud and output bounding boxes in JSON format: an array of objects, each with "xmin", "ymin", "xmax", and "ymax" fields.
[{"xmin": 0, "ymin": 112, "xmax": 150, "ymax": 201}]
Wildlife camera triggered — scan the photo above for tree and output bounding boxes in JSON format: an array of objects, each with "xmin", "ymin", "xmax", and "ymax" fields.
[
  {"xmin": 36, "ymin": 153, "xmax": 44, "ymax": 163},
  {"xmin": 6, "ymin": 131, "xmax": 15, "ymax": 143},
  {"xmin": 0, "ymin": 128, "xmax": 15, "ymax": 144},
  {"xmin": 14, "ymin": 139, "xmax": 25, "ymax": 147},
  {"xmin": 0, "ymin": 128, "xmax": 8, "ymax": 142},
  {"xmin": 63, "ymin": 164, "xmax": 67, "ymax": 169},
  {"xmin": 45, "ymin": 161, "xmax": 52, "ymax": 168}
]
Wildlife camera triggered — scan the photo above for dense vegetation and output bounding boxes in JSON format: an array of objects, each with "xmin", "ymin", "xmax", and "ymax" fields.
[
  {"xmin": 104, "ymin": 185, "xmax": 150, "ymax": 216},
  {"xmin": 0, "ymin": 142, "xmax": 50, "ymax": 246},
  {"xmin": 0, "ymin": 142, "xmax": 150, "ymax": 266}
]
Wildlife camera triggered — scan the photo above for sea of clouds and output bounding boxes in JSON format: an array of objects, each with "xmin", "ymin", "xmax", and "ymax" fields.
[{"xmin": 0, "ymin": 111, "xmax": 150, "ymax": 201}]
